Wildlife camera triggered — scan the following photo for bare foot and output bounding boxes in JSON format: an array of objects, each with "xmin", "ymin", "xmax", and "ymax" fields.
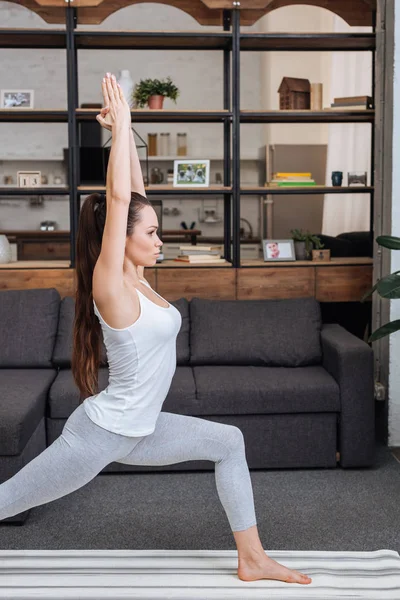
[{"xmin": 238, "ymin": 553, "xmax": 312, "ymax": 585}]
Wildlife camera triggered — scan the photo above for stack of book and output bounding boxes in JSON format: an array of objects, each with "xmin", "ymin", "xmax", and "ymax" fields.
[
  {"xmin": 329, "ymin": 95, "xmax": 373, "ymax": 110},
  {"xmin": 173, "ymin": 245, "xmax": 227, "ymax": 264},
  {"xmin": 268, "ymin": 172, "xmax": 316, "ymax": 187}
]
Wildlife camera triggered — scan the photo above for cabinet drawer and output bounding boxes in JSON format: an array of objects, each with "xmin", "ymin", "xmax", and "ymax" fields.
[{"xmin": 18, "ymin": 241, "xmax": 71, "ymax": 260}]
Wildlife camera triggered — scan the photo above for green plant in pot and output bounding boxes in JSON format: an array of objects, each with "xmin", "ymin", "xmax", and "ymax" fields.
[
  {"xmin": 290, "ymin": 228, "xmax": 324, "ymax": 260},
  {"xmin": 132, "ymin": 76, "xmax": 179, "ymax": 109},
  {"xmin": 361, "ymin": 234, "xmax": 400, "ymax": 342}
]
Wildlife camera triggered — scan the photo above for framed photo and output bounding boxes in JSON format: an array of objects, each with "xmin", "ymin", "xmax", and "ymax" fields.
[
  {"xmin": 17, "ymin": 171, "xmax": 41, "ymax": 187},
  {"xmin": 262, "ymin": 239, "xmax": 296, "ymax": 262},
  {"xmin": 173, "ymin": 159, "xmax": 210, "ymax": 187},
  {"xmin": 1, "ymin": 90, "xmax": 34, "ymax": 109}
]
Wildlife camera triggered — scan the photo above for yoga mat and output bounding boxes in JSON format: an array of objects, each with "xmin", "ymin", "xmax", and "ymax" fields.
[{"xmin": 0, "ymin": 549, "xmax": 399, "ymax": 598}]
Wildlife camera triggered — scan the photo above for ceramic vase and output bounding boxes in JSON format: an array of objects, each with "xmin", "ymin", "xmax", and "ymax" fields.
[
  {"xmin": 117, "ymin": 70, "xmax": 134, "ymax": 108},
  {"xmin": 0, "ymin": 235, "xmax": 12, "ymax": 263}
]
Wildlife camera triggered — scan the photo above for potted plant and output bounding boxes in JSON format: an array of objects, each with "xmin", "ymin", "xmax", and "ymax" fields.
[
  {"xmin": 361, "ymin": 234, "xmax": 400, "ymax": 342},
  {"xmin": 290, "ymin": 228, "xmax": 324, "ymax": 260},
  {"xmin": 132, "ymin": 76, "xmax": 179, "ymax": 109}
]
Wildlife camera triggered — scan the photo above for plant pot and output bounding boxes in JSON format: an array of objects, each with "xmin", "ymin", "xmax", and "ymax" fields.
[
  {"xmin": 294, "ymin": 240, "xmax": 312, "ymax": 260},
  {"xmin": 148, "ymin": 95, "xmax": 164, "ymax": 109}
]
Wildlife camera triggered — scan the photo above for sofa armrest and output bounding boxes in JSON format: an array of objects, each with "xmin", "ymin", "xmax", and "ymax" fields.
[{"xmin": 321, "ymin": 324, "xmax": 375, "ymax": 468}]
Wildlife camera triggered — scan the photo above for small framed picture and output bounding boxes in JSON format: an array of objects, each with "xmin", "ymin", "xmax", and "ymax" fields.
[
  {"xmin": 17, "ymin": 171, "xmax": 41, "ymax": 187},
  {"xmin": 1, "ymin": 90, "xmax": 34, "ymax": 109},
  {"xmin": 173, "ymin": 159, "xmax": 210, "ymax": 187},
  {"xmin": 262, "ymin": 239, "xmax": 296, "ymax": 261}
]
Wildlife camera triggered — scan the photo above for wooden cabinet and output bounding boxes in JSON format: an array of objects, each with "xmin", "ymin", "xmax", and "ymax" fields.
[{"xmin": 1, "ymin": 231, "xmax": 71, "ymax": 261}]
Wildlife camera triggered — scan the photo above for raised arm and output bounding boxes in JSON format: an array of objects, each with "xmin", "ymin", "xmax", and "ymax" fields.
[
  {"xmin": 96, "ymin": 73, "xmax": 146, "ymax": 197},
  {"xmin": 129, "ymin": 127, "xmax": 146, "ymax": 197},
  {"xmin": 104, "ymin": 74, "xmax": 131, "ymax": 204}
]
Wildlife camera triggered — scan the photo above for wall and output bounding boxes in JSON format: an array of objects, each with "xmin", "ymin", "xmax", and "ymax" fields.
[{"xmin": 388, "ymin": 3, "xmax": 400, "ymax": 446}]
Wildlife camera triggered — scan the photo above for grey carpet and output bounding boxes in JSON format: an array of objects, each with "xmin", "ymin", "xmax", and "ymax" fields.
[{"xmin": 0, "ymin": 442, "xmax": 399, "ymax": 554}]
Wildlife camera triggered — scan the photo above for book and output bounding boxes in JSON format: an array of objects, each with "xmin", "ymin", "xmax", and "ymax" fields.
[
  {"xmin": 271, "ymin": 178, "xmax": 315, "ymax": 182},
  {"xmin": 331, "ymin": 100, "xmax": 373, "ymax": 107},
  {"xmin": 268, "ymin": 181, "xmax": 316, "ymax": 187},
  {"xmin": 174, "ymin": 256, "xmax": 226, "ymax": 263},
  {"xmin": 334, "ymin": 95, "xmax": 372, "ymax": 104},
  {"xmin": 178, "ymin": 254, "xmax": 222, "ymax": 261},
  {"xmin": 180, "ymin": 249, "xmax": 221, "ymax": 255},
  {"xmin": 274, "ymin": 172, "xmax": 312, "ymax": 178},
  {"xmin": 179, "ymin": 245, "xmax": 221, "ymax": 251},
  {"xmin": 329, "ymin": 103, "xmax": 371, "ymax": 110}
]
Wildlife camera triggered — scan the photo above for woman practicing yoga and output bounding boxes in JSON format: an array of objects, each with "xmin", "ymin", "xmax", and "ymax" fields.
[{"xmin": 0, "ymin": 72, "xmax": 311, "ymax": 586}]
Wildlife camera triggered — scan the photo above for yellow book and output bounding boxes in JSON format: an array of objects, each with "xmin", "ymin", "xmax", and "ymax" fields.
[{"xmin": 274, "ymin": 172, "xmax": 312, "ymax": 178}]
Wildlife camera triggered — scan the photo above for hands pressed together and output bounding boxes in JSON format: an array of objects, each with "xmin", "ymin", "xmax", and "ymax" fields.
[{"xmin": 96, "ymin": 72, "xmax": 131, "ymax": 131}]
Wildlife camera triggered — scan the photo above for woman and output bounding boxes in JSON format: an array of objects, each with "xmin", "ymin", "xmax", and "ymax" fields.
[{"xmin": 0, "ymin": 72, "xmax": 311, "ymax": 586}]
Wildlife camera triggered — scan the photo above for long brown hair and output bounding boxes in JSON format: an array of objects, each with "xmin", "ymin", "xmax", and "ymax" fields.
[{"xmin": 72, "ymin": 191, "xmax": 152, "ymax": 402}]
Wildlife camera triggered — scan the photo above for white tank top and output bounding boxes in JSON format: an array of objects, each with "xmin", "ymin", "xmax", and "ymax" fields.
[{"xmin": 83, "ymin": 279, "xmax": 182, "ymax": 436}]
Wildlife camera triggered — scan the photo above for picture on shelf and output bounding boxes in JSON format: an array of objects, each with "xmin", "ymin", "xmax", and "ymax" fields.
[
  {"xmin": 173, "ymin": 160, "xmax": 210, "ymax": 188},
  {"xmin": 262, "ymin": 239, "xmax": 296, "ymax": 262},
  {"xmin": 1, "ymin": 90, "xmax": 34, "ymax": 109}
]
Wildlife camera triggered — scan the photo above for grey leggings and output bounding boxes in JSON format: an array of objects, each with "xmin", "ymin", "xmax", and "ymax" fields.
[{"xmin": 0, "ymin": 403, "xmax": 257, "ymax": 531}]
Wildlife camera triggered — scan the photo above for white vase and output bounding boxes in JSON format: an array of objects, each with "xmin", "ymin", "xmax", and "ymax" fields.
[
  {"xmin": 117, "ymin": 69, "xmax": 134, "ymax": 108},
  {"xmin": 0, "ymin": 234, "xmax": 12, "ymax": 263}
]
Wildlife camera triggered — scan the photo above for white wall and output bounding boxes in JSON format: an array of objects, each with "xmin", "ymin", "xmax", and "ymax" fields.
[
  {"xmin": 258, "ymin": 5, "xmax": 334, "ymax": 145},
  {"xmin": 388, "ymin": 4, "xmax": 400, "ymax": 446}
]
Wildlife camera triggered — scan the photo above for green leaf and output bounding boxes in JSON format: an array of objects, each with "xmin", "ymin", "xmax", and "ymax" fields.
[
  {"xmin": 368, "ymin": 319, "xmax": 400, "ymax": 342},
  {"xmin": 376, "ymin": 272, "xmax": 400, "ymax": 299},
  {"xmin": 360, "ymin": 280, "xmax": 379, "ymax": 302},
  {"xmin": 376, "ymin": 235, "xmax": 400, "ymax": 249}
]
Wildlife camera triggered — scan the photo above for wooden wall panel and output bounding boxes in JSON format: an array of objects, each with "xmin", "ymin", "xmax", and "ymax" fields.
[
  {"xmin": 0, "ymin": 269, "xmax": 75, "ymax": 298},
  {"xmin": 316, "ymin": 266, "xmax": 373, "ymax": 302},
  {"xmin": 156, "ymin": 268, "xmax": 236, "ymax": 300},
  {"xmin": 237, "ymin": 267, "xmax": 315, "ymax": 299}
]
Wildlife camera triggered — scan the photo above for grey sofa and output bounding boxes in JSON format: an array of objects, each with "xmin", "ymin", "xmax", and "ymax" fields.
[{"xmin": 0, "ymin": 287, "xmax": 375, "ymax": 524}]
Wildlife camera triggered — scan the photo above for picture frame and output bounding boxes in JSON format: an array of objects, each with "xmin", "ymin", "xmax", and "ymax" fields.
[
  {"xmin": 1, "ymin": 90, "xmax": 34, "ymax": 109},
  {"xmin": 262, "ymin": 239, "xmax": 296, "ymax": 262},
  {"xmin": 173, "ymin": 159, "xmax": 210, "ymax": 187},
  {"xmin": 17, "ymin": 170, "xmax": 41, "ymax": 187}
]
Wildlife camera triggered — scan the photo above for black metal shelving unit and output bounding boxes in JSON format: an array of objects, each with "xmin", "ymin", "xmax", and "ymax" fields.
[{"xmin": 0, "ymin": 9, "xmax": 376, "ymax": 269}]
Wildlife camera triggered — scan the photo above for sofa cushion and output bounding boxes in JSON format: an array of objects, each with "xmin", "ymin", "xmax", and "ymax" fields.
[
  {"xmin": 48, "ymin": 365, "xmax": 195, "ymax": 418},
  {"xmin": 172, "ymin": 298, "xmax": 190, "ymax": 365},
  {"xmin": 52, "ymin": 296, "xmax": 190, "ymax": 367},
  {"xmin": 0, "ymin": 288, "xmax": 60, "ymax": 367},
  {"xmin": 192, "ymin": 365, "xmax": 340, "ymax": 414},
  {"xmin": 190, "ymin": 297, "xmax": 322, "ymax": 366},
  {"xmin": 52, "ymin": 296, "xmax": 107, "ymax": 367},
  {"xmin": 48, "ymin": 367, "xmax": 109, "ymax": 418},
  {"xmin": 163, "ymin": 366, "xmax": 197, "ymax": 413},
  {"xmin": 0, "ymin": 369, "xmax": 57, "ymax": 454}
]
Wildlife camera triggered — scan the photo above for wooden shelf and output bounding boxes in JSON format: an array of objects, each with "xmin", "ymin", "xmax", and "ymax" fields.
[
  {"xmin": 0, "ymin": 110, "xmax": 68, "ymax": 122},
  {"xmin": 74, "ymin": 30, "xmax": 232, "ymax": 50},
  {"xmin": 77, "ymin": 185, "xmax": 232, "ymax": 195},
  {"xmin": 0, "ymin": 108, "xmax": 374, "ymax": 124},
  {"xmin": 241, "ymin": 257, "xmax": 373, "ymax": 267},
  {"xmin": 0, "ymin": 29, "xmax": 66, "ymax": 49},
  {"xmin": 0, "ymin": 186, "xmax": 69, "ymax": 195},
  {"xmin": 241, "ymin": 186, "xmax": 374, "ymax": 195},
  {"xmin": 0, "ymin": 260, "xmax": 70, "ymax": 269},
  {"xmin": 77, "ymin": 109, "xmax": 231, "ymax": 123},
  {"xmin": 0, "ymin": 30, "xmax": 375, "ymax": 52},
  {"xmin": 240, "ymin": 110, "xmax": 374, "ymax": 123},
  {"xmin": 240, "ymin": 33, "xmax": 375, "ymax": 52}
]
